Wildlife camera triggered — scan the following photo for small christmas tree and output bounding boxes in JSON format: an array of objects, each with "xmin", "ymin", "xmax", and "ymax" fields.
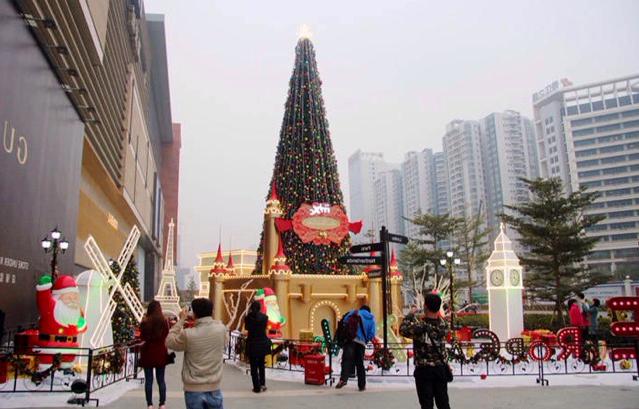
[
  {"xmin": 254, "ymin": 36, "xmax": 351, "ymax": 274},
  {"xmin": 110, "ymin": 258, "xmax": 141, "ymax": 345}
]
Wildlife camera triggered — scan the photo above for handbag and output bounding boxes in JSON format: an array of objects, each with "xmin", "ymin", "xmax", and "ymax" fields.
[
  {"xmin": 166, "ymin": 351, "xmax": 176, "ymax": 365},
  {"xmin": 426, "ymin": 332, "xmax": 453, "ymax": 382}
]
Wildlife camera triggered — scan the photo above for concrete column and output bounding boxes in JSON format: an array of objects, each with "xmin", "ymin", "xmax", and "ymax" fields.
[
  {"xmin": 272, "ymin": 271, "xmax": 291, "ymax": 337},
  {"xmin": 391, "ymin": 278, "xmax": 403, "ymax": 316},
  {"xmin": 368, "ymin": 277, "xmax": 382, "ymax": 321},
  {"xmin": 210, "ymin": 274, "xmax": 225, "ymax": 321},
  {"xmin": 262, "ymin": 216, "xmax": 279, "ymax": 275}
]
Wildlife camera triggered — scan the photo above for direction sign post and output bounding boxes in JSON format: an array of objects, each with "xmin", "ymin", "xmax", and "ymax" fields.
[
  {"xmin": 388, "ymin": 233, "xmax": 409, "ymax": 245},
  {"xmin": 380, "ymin": 226, "xmax": 390, "ymax": 351},
  {"xmin": 338, "ymin": 255, "xmax": 382, "ymax": 265},
  {"xmin": 350, "ymin": 242, "xmax": 383, "ymax": 254},
  {"xmin": 338, "ymin": 226, "xmax": 409, "ymax": 351}
]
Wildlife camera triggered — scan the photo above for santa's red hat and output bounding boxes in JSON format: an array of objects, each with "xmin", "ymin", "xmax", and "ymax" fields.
[
  {"xmin": 263, "ymin": 287, "xmax": 275, "ymax": 297},
  {"xmin": 52, "ymin": 275, "xmax": 79, "ymax": 296}
]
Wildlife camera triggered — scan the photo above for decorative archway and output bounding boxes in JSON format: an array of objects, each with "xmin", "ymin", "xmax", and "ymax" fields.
[{"xmin": 309, "ymin": 300, "xmax": 342, "ymax": 336}]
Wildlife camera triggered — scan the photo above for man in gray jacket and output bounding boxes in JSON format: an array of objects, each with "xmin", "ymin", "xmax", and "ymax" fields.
[{"xmin": 166, "ymin": 298, "xmax": 228, "ymax": 409}]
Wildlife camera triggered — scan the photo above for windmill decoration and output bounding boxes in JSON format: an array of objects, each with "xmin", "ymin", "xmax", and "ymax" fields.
[
  {"xmin": 84, "ymin": 226, "xmax": 144, "ymax": 348},
  {"xmin": 155, "ymin": 218, "xmax": 181, "ymax": 316}
]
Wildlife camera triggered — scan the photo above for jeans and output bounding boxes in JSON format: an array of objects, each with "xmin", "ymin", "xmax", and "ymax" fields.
[
  {"xmin": 143, "ymin": 366, "xmax": 166, "ymax": 406},
  {"xmin": 249, "ymin": 354, "xmax": 266, "ymax": 390},
  {"xmin": 414, "ymin": 366, "xmax": 450, "ymax": 409},
  {"xmin": 185, "ymin": 390, "xmax": 224, "ymax": 409},
  {"xmin": 339, "ymin": 342, "xmax": 366, "ymax": 388}
]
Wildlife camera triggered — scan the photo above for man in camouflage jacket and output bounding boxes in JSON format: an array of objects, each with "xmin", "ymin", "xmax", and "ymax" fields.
[{"xmin": 399, "ymin": 294, "xmax": 451, "ymax": 409}]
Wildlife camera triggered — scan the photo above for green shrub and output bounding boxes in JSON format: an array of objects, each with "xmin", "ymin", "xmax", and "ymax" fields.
[
  {"xmin": 456, "ymin": 314, "xmax": 488, "ymax": 328},
  {"xmin": 455, "ymin": 313, "xmax": 611, "ymax": 334}
]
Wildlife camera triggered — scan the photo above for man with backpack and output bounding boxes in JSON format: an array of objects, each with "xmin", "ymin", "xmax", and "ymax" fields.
[{"xmin": 335, "ymin": 305, "xmax": 376, "ymax": 391}]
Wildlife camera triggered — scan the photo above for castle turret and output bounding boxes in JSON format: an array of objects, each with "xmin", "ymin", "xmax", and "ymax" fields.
[
  {"xmin": 209, "ymin": 244, "xmax": 227, "ymax": 276},
  {"xmin": 262, "ymin": 182, "xmax": 283, "ymax": 274},
  {"xmin": 389, "ymin": 249, "xmax": 402, "ymax": 277},
  {"xmin": 225, "ymin": 251, "xmax": 236, "ymax": 276},
  {"xmin": 269, "ymin": 237, "xmax": 292, "ymax": 274}
]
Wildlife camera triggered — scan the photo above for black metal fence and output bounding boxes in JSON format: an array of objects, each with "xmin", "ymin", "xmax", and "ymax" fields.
[
  {"xmin": 224, "ymin": 331, "xmax": 639, "ymax": 386},
  {"xmin": 0, "ymin": 341, "xmax": 142, "ymax": 406}
]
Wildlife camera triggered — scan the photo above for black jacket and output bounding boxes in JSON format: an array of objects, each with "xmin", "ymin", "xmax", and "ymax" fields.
[{"xmin": 244, "ymin": 312, "xmax": 271, "ymax": 357}]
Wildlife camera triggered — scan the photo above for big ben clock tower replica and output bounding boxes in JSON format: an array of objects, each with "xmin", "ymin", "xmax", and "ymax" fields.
[{"xmin": 486, "ymin": 223, "xmax": 524, "ymax": 340}]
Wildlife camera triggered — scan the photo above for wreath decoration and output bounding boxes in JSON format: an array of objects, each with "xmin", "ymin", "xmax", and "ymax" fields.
[{"xmin": 372, "ymin": 348, "xmax": 395, "ymax": 371}]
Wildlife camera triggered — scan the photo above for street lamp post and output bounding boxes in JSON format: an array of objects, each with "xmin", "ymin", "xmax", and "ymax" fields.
[
  {"xmin": 440, "ymin": 250, "xmax": 461, "ymax": 332},
  {"xmin": 41, "ymin": 227, "xmax": 69, "ymax": 282}
]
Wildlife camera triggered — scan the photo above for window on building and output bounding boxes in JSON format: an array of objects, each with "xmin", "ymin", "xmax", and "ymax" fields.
[
  {"xmin": 594, "ymin": 113, "xmax": 619, "ymax": 123},
  {"xmin": 567, "ymin": 106, "xmax": 578, "ymax": 115},
  {"xmin": 597, "ymin": 124, "xmax": 622, "ymax": 133},
  {"xmin": 574, "ymin": 128, "xmax": 595, "ymax": 137},
  {"xmin": 601, "ymin": 155, "xmax": 626, "ymax": 164},
  {"xmin": 603, "ymin": 177, "xmax": 630, "ymax": 185},
  {"xmin": 610, "ymin": 222, "xmax": 636, "ymax": 230},
  {"xmin": 622, "ymin": 109, "xmax": 639, "ymax": 118},
  {"xmin": 608, "ymin": 210, "xmax": 635, "ymax": 218},
  {"xmin": 600, "ymin": 145, "xmax": 625, "ymax": 154},
  {"xmin": 611, "ymin": 233, "xmax": 637, "ymax": 241},
  {"xmin": 605, "ymin": 188, "xmax": 631, "ymax": 196},
  {"xmin": 592, "ymin": 101, "xmax": 604, "ymax": 111},
  {"xmin": 607, "ymin": 199, "xmax": 633, "ymax": 207},
  {"xmin": 570, "ymin": 118, "xmax": 592, "ymax": 126},
  {"xmin": 605, "ymin": 98, "xmax": 618, "ymax": 109},
  {"xmin": 578, "ymin": 170, "xmax": 600, "ymax": 178},
  {"xmin": 579, "ymin": 103, "xmax": 592, "ymax": 113},
  {"xmin": 602, "ymin": 166, "xmax": 628, "ymax": 175},
  {"xmin": 619, "ymin": 96, "xmax": 632, "ymax": 106},
  {"xmin": 588, "ymin": 250, "xmax": 611, "ymax": 259},
  {"xmin": 614, "ymin": 248, "xmax": 639, "ymax": 258}
]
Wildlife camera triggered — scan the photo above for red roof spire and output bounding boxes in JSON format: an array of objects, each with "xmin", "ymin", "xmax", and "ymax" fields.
[
  {"xmin": 269, "ymin": 181, "xmax": 279, "ymax": 202},
  {"xmin": 275, "ymin": 236, "xmax": 286, "ymax": 259},
  {"xmin": 226, "ymin": 253, "xmax": 235, "ymax": 268},
  {"xmin": 390, "ymin": 249, "xmax": 402, "ymax": 277},
  {"xmin": 214, "ymin": 243, "xmax": 224, "ymax": 263},
  {"xmin": 270, "ymin": 234, "xmax": 291, "ymax": 272}
]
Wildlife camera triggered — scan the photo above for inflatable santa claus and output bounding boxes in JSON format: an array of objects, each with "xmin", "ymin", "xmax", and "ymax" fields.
[
  {"xmin": 254, "ymin": 287, "xmax": 286, "ymax": 338},
  {"xmin": 34, "ymin": 275, "xmax": 87, "ymax": 368}
]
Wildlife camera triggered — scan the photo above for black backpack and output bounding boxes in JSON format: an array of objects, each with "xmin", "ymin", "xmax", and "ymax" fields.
[{"xmin": 335, "ymin": 311, "xmax": 363, "ymax": 347}]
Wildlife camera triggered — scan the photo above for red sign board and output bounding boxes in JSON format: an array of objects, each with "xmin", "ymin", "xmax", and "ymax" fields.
[{"xmin": 292, "ymin": 203, "xmax": 350, "ymax": 245}]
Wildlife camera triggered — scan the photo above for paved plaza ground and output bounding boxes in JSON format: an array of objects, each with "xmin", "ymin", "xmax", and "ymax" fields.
[{"xmin": 38, "ymin": 353, "xmax": 638, "ymax": 409}]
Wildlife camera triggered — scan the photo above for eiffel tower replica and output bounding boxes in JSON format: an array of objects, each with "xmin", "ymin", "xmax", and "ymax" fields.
[{"xmin": 155, "ymin": 218, "xmax": 181, "ymax": 316}]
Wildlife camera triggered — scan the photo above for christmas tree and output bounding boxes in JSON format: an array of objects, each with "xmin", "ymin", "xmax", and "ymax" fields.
[
  {"xmin": 110, "ymin": 258, "xmax": 141, "ymax": 345},
  {"xmin": 255, "ymin": 36, "xmax": 351, "ymax": 274}
]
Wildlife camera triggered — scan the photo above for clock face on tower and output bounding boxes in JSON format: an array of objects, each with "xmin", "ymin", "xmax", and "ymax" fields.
[
  {"xmin": 510, "ymin": 269, "xmax": 521, "ymax": 286},
  {"xmin": 490, "ymin": 269, "xmax": 504, "ymax": 287}
]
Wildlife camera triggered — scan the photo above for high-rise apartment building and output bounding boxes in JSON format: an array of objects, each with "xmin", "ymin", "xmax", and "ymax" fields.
[
  {"xmin": 443, "ymin": 120, "xmax": 486, "ymax": 220},
  {"xmin": 533, "ymin": 79, "xmax": 575, "ymax": 186},
  {"xmin": 480, "ymin": 111, "xmax": 539, "ymax": 233},
  {"xmin": 401, "ymin": 149, "xmax": 436, "ymax": 238},
  {"xmin": 433, "ymin": 152, "xmax": 450, "ymax": 216},
  {"xmin": 534, "ymin": 74, "xmax": 639, "ymax": 275},
  {"xmin": 374, "ymin": 167, "xmax": 404, "ymax": 236},
  {"xmin": 348, "ymin": 150, "xmax": 385, "ymax": 240}
]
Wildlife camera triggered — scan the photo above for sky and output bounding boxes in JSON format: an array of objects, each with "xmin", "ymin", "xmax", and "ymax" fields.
[{"xmin": 144, "ymin": 0, "xmax": 639, "ymax": 274}]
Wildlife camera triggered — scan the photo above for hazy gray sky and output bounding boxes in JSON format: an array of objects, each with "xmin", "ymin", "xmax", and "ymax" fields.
[{"xmin": 145, "ymin": 0, "xmax": 639, "ymax": 271}]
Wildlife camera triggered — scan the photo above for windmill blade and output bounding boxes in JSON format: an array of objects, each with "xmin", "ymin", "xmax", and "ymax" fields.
[
  {"xmin": 90, "ymin": 298, "xmax": 117, "ymax": 348},
  {"xmin": 84, "ymin": 236, "xmax": 116, "ymax": 283},
  {"xmin": 123, "ymin": 282, "xmax": 145, "ymax": 322},
  {"xmin": 117, "ymin": 225, "xmax": 140, "ymax": 270}
]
